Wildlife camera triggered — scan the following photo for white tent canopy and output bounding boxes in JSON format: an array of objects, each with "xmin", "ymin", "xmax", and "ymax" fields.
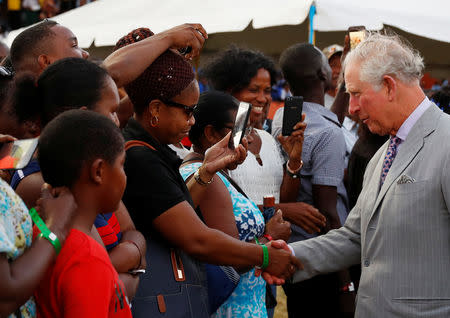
[
  {"xmin": 4, "ymin": 0, "xmax": 450, "ymax": 47},
  {"xmin": 314, "ymin": 0, "xmax": 450, "ymax": 43}
]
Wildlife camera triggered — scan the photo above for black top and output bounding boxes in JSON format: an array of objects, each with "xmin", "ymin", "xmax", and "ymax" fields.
[
  {"xmin": 122, "ymin": 118, "xmax": 195, "ymax": 237},
  {"xmin": 346, "ymin": 131, "xmax": 388, "ymax": 209}
]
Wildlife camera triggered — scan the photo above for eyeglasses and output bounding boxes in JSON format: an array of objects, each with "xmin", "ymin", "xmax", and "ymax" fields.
[
  {"xmin": 164, "ymin": 100, "xmax": 197, "ymax": 118},
  {"xmin": 0, "ymin": 66, "xmax": 14, "ymax": 78}
]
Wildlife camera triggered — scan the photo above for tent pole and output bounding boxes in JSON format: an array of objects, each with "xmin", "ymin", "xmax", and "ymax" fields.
[{"xmin": 308, "ymin": 1, "xmax": 316, "ymax": 45}]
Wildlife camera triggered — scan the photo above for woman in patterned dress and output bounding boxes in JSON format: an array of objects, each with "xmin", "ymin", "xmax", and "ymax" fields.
[
  {"xmin": 0, "ymin": 133, "xmax": 76, "ymax": 317},
  {"xmin": 180, "ymin": 91, "xmax": 292, "ymax": 317}
]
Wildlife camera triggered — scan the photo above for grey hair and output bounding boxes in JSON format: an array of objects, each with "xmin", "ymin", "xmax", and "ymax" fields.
[{"xmin": 343, "ymin": 32, "xmax": 424, "ymax": 90}]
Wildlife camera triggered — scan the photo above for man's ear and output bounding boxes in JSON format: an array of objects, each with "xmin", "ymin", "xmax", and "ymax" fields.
[
  {"xmin": 382, "ymin": 75, "xmax": 397, "ymax": 101},
  {"xmin": 89, "ymin": 158, "xmax": 105, "ymax": 185},
  {"xmin": 37, "ymin": 54, "xmax": 52, "ymax": 72}
]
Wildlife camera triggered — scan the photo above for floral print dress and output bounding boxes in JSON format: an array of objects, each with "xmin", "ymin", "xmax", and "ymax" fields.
[
  {"xmin": 180, "ymin": 163, "xmax": 267, "ymax": 318},
  {"xmin": 0, "ymin": 178, "xmax": 35, "ymax": 317}
]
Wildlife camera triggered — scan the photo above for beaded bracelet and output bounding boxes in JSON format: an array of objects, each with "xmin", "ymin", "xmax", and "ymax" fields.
[
  {"xmin": 254, "ymin": 237, "xmax": 269, "ymax": 270},
  {"xmin": 29, "ymin": 208, "xmax": 62, "ymax": 255}
]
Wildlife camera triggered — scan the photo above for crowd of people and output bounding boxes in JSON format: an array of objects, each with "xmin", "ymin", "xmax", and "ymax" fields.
[
  {"xmin": 0, "ymin": 18, "xmax": 449, "ymax": 318},
  {"xmin": 0, "ymin": 0, "xmax": 93, "ymax": 33}
]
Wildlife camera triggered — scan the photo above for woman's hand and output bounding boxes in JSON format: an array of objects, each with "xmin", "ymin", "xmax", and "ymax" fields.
[
  {"xmin": 35, "ymin": 183, "xmax": 77, "ymax": 243},
  {"xmin": 201, "ymin": 132, "xmax": 248, "ymax": 179},
  {"xmin": 0, "ymin": 135, "xmax": 17, "ymax": 181},
  {"xmin": 265, "ymin": 210, "xmax": 291, "ymax": 242},
  {"xmin": 164, "ymin": 23, "xmax": 208, "ymax": 60},
  {"xmin": 261, "ymin": 240, "xmax": 302, "ymax": 281},
  {"xmin": 0, "ymin": 134, "xmax": 16, "ymax": 144},
  {"xmin": 280, "ymin": 202, "xmax": 326, "ymax": 234},
  {"xmin": 277, "ymin": 113, "xmax": 306, "ymax": 169}
]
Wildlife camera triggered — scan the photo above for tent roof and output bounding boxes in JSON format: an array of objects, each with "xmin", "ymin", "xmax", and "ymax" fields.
[{"xmin": 4, "ymin": 0, "xmax": 450, "ymax": 47}]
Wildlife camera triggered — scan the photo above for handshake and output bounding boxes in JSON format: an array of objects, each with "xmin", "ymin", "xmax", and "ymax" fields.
[{"xmin": 255, "ymin": 240, "xmax": 301, "ymax": 285}]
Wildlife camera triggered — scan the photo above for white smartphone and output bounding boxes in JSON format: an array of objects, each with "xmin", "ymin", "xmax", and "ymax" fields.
[
  {"xmin": 0, "ymin": 138, "xmax": 38, "ymax": 170},
  {"xmin": 229, "ymin": 102, "xmax": 252, "ymax": 149}
]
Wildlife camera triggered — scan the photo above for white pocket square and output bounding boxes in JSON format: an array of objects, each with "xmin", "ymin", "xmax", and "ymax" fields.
[{"xmin": 397, "ymin": 175, "xmax": 416, "ymax": 184}]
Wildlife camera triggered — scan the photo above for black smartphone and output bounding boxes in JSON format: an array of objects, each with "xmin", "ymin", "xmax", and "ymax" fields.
[
  {"xmin": 282, "ymin": 96, "xmax": 303, "ymax": 136},
  {"xmin": 0, "ymin": 138, "xmax": 38, "ymax": 170},
  {"xmin": 348, "ymin": 26, "xmax": 367, "ymax": 50},
  {"xmin": 229, "ymin": 102, "xmax": 252, "ymax": 149}
]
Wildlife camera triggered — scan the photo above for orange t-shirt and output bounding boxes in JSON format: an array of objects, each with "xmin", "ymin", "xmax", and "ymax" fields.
[{"xmin": 35, "ymin": 229, "xmax": 132, "ymax": 318}]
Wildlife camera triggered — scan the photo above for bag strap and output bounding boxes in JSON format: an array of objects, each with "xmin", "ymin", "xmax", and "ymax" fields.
[
  {"xmin": 124, "ymin": 140, "xmax": 156, "ymax": 151},
  {"xmin": 218, "ymin": 170, "xmax": 249, "ymax": 199}
]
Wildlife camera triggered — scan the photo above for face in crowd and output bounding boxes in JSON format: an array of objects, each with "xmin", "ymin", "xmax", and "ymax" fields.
[{"xmin": 233, "ymin": 68, "xmax": 272, "ymax": 127}]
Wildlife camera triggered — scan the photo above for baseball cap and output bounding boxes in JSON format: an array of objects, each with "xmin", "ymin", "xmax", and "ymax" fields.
[{"xmin": 322, "ymin": 44, "xmax": 343, "ymax": 60}]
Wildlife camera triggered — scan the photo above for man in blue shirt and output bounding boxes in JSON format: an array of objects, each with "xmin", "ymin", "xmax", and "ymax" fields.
[{"xmin": 272, "ymin": 43, "xmax": 352, "ymax": 317}]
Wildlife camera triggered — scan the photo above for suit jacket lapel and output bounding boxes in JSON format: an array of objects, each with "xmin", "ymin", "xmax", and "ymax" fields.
[{"xmin": 369, "ymin": 105, "xmax": 440, "ymax": 221}]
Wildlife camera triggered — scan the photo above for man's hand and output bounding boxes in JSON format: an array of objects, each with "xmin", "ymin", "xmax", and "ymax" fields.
[
  {"xmin": 277, "ymin": 114, "xmax": 306, "ymax": 168},
  {"xmin": 163, "ymin": 23, "xmax": 208, "ymax": 60},
  {"xmin": 281, "ymin": 202, "xmax": 326, "ymax": 234},
  {"xmin": 265, "ymin": 210, "xmax": 291, "ymax": 242},
  {"xmin": 255, "ymin": 240, "xmax": 303, "ymax": 285}
]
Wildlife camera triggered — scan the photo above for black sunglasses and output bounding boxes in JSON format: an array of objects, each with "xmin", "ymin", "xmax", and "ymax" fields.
[
  {"xmin": 164, "ymin": 100, "xmax": 197, "ymax": 118},
  {"xmin": 0, "ymin": 66, "xmax": 14, "ymax": 78}
]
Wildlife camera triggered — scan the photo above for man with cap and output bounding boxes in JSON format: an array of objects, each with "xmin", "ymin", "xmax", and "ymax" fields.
[
  {"xmin": 322, "ymin": 44, "xmax": 343, "ymax": 109},
  {"xmin": 323, "ymin": 43, "xmax": 358, "ymax": 166}
]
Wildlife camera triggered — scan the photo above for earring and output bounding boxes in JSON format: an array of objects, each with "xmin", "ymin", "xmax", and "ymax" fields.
[{"xmin": 150, "ymin": 116, "xmax": 159, "ymax": 127}]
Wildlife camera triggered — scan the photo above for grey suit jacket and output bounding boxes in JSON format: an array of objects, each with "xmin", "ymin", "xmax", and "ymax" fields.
[{"xmin": 290, "ymin": 104, "xmax": 450, "ymax": 318}]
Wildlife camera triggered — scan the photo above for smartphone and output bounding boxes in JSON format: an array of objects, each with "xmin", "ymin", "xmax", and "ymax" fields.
[
  {"xmin": 229, "ymin": 102, "xmax": 252, "ymax": 149},
  {"xmin": 0, "ymin": 138, "xmax": 38, "ymax": 170},
  {"xmin": 348, "ymin": 26, "xmax": 367, "ymax": 50},
  {"xmin": 282, "ymin": 96, "xmax": 303, "ymax": 136}
]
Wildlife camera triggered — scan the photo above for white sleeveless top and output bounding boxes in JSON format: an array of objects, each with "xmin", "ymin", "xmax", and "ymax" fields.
[{"xmin": 229, "ymin": 129, "xmax": 285, "ymax": 205}]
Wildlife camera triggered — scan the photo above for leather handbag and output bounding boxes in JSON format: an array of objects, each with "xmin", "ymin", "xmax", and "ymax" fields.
[{"xmin": 125, "ymin": 140, "xmax": 210, "ymax": 318}]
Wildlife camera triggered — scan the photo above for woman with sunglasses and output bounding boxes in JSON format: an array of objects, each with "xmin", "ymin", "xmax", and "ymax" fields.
[
  {"xmin": 117, "ymin": 28, "xmax": 301, "ymax": 318},
  {"xmin": 180, "ymin": 90, "xmax": 292, "ymax": 317}
]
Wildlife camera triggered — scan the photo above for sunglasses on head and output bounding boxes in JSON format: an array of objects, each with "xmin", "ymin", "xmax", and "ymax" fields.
[{"xmin": 164, "ymin": 100, "xmax": 197, "ymax": 117}]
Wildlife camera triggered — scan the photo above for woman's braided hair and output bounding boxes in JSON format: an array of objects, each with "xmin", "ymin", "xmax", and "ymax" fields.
[{"xmin": 114, "ymin": 28, "xmax": 195, "ymax": 115}]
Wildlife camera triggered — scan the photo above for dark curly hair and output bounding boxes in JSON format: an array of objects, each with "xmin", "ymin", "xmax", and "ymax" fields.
[
  {"xmin": 13, "ymin": 57, "xmax": 110, "ymax": 126},
  {"xmin": 202, "ymin": 46, "xmax": 277, "ymax": 94}
]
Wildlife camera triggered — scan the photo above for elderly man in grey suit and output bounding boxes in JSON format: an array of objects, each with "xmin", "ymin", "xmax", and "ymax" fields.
[{"xmin": 267, "ymin": 33, "xmax": 450, "ymax": 317}]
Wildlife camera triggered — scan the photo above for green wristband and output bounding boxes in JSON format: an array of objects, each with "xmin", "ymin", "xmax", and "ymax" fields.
[
  {"xmin": 29, "ymin": 208, "xmax": 62, "ymax": 255},
  {"xmin": 254, "ymin": 237, "xmax": 269, "ymax": 270}
]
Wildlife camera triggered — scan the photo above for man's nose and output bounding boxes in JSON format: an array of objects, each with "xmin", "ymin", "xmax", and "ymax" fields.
[
  {"xmin": 348, "ymin": 96, "xmax": 359, "ymax": 115},
  {"xmin": 82, "ymin": 49, "xmax": 90, "ymax": 59}
]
